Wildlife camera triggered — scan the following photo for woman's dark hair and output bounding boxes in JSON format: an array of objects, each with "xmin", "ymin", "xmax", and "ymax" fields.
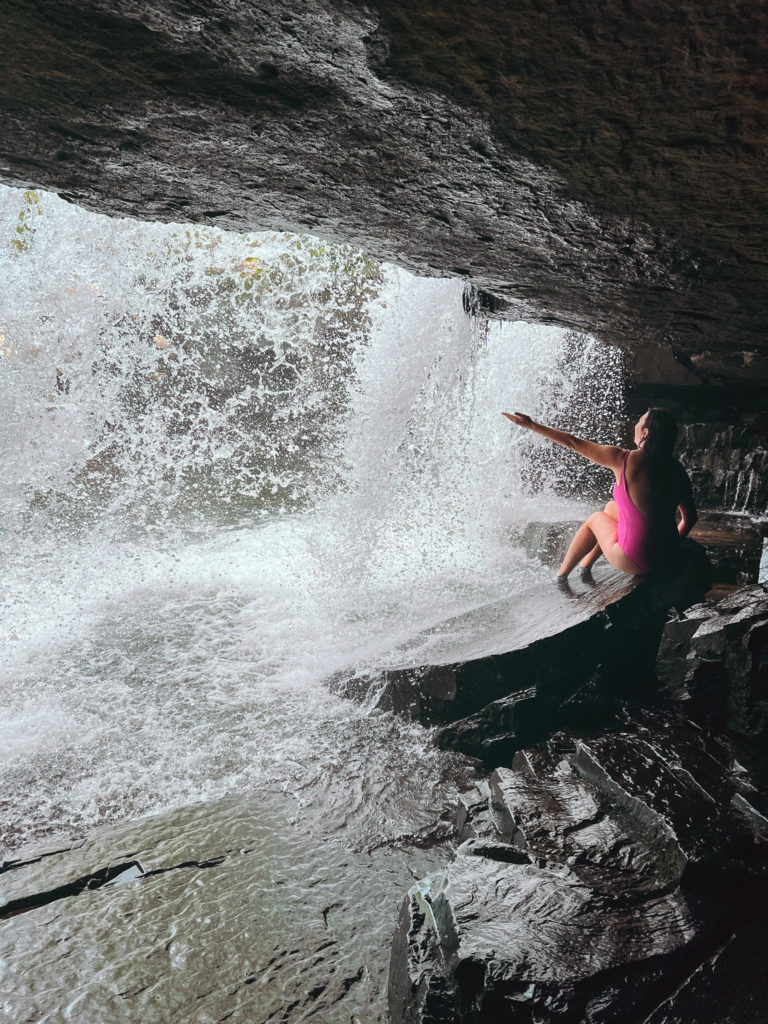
[{"xmin": 643, "ymin": 407, "xmax": 678, "ymax": 461}]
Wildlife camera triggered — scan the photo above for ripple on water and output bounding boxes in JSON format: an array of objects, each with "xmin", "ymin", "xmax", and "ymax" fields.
[{"xmin": 1, "ymin": 787, "xmax": 466, "ymax": 1023}]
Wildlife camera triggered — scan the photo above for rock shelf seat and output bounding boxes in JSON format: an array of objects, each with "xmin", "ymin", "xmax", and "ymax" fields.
[{"xmin": 334, "ymin": 542, "xmax": 710, "ymax": 762}]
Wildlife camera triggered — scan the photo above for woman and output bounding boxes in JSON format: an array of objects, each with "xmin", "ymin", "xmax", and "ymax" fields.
[{"xmin": 502, "ymin": 408, "xmax": 697, "ymax": 579}]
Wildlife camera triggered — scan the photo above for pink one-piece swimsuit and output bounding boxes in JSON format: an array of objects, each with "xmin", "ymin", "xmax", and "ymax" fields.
[{"xmin": 613, "ymin": 451, "xmax": 678, "ymax": 574}]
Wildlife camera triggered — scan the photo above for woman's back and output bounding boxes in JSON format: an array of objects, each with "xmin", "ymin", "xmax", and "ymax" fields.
[
  {"xmin": 623, "ymin": 449, "xmax": 691, "ymax": 520},
  {"xmin": 502, "ymin": 405, "xmax": 698, "ymax": 579},
  {"xmin": 616, "ymin": 448, "xmax": 695, "ymax": 573}
]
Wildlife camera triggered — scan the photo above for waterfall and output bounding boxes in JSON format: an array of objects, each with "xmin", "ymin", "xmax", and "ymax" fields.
[{"xmin": 0, "ymin": 185, "xmax": 623, "ymax": 856}]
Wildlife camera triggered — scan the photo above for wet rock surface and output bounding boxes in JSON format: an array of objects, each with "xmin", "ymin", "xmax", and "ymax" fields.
[
  {"xmin": 3, "ymin": 3, "xmax": 768, "ymax": 1019},
  {"xmin": 642, "ymin": 921, "xmax": 768, "ymax": 1024},
  {"xmin": 0, "ymin": 789, "xmax": 459, "ymax": 1023},
  {"xmin": 512, "ymin": 511, "xmax": 765, "ymax": 599},
  {"xmin": 390, "ymin": 846, "xmax": 715, "ymax": 1024},
  {"xmin": 3, "ymin": 1, "xmax": 768, "ymax": 369},
  {"xmin": 389, "ymin": 584, "xmax": 768, "ymax": 1023},
  {"xmin": 3, "ymin": 571, "xmax": 765, "ymax": 1022},
  {"xmin": 392, "ymin": 709, "xmax": 768, "ymax": 1023}
]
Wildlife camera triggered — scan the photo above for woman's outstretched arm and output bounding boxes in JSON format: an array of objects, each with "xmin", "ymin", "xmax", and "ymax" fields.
[{"xmin": 502, "ymin": 412, "xmax": 626, "ymax": 472}]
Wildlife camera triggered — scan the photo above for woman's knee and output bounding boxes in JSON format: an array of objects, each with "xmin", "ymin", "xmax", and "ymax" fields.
[
  {"xmin": 603, "ymin": 500, "xmax": 618, "ymax": 518},
  {"xmin": 587, "ymin": 511, "xmax": 620, "ymax": 547}
]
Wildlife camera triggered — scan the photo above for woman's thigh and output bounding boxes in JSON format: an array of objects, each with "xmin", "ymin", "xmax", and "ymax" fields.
[{"xmin": 588, "ymin": 511, "xmax": 642, "ymax": 575}]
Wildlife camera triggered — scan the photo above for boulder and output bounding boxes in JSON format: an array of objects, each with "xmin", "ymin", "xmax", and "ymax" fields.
[
  {"xmin": 657, "ymin": 583, "xmax": 768, "ymax": 737},
  {"xmin": 390, "ymin": 841, "xmax": 717, "ymax": 1024},
  {"xmin": 391, "ymin": 708, "xmax": 768, "ymax": 1023}
]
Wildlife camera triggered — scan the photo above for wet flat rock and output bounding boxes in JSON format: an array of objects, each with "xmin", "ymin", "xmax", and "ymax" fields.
[
  {"xmin": 338, "ymin": 546, "xmax": 709, "ymax": 732},
  {"xmin": 0, "ymin": 791, "xmax": 450, "ymax": 1024}
]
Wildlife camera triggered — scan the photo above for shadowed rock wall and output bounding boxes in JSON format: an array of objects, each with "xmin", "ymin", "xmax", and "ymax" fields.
[{"xmin": 2, "ymin": 0, "xmax": 768, "ymax": 380}]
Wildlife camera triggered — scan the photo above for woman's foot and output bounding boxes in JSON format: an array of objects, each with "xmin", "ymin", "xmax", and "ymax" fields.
[{"xmin": 555, "ymin": 574, "xmax": 575, "ymax": 595}]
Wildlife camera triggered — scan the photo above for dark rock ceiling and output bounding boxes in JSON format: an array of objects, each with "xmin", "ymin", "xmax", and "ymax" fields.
[{"xmin": 1, "ymin": 0, "xmax": 767, "ymax": 383}]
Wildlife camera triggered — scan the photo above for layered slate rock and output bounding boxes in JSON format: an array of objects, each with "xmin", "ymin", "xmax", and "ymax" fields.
[
  {"xmin": 658, "ymin": 583, "xmax": 768, "ymax": 737},
  {"xmin": 391, "ymin": 710, "xmax": 768, "ymax": 1024},
  {"xmin": 3, "ymin": 1, "xmax": 768, "ymax": 369},
  {"xmin": 391, "ymin": 582, "xmax": 768, "ymax": 1023}
]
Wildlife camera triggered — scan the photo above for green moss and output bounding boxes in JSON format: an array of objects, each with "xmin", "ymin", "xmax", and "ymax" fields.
[{"xmin": 9, "ymin": 190, "xmax": 41, "ymax": 255}]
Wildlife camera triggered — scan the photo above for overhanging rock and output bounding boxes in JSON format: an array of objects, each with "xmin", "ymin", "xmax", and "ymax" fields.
[{"xmin": 3, "ymin": 1, "xmax": 768, "ymax": 367}]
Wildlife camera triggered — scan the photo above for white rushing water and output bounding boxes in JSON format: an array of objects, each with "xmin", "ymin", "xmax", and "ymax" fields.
[{"xmin": 0, "ymin": 186, "xmax": 624, "ymax": 860}]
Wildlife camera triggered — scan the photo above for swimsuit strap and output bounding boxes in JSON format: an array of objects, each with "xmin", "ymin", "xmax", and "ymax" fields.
[{"xmin": 620, "ymin": 449, "xmax": 630, "ymax": 486}]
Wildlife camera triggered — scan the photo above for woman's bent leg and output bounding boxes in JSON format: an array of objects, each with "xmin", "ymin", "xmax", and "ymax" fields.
[
  {"xmin": 579, "ymin": 502, "xmax": 618, "ymax": 570},
  {"xmin": 558, "ymin": 510, "xmax": 642, "ymax": 578},
  {"xmin": 557, "ymin": 520, "xmax": 602, "ymax": 577},
  {"xmin": 580, "ymin": 543, "xmax": 601, "ymax": 570}
]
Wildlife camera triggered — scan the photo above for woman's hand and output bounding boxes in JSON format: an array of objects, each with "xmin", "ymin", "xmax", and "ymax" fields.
[{"xmin": 502, "ymin": 411, "xmax": 535, "ymax": 429}]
